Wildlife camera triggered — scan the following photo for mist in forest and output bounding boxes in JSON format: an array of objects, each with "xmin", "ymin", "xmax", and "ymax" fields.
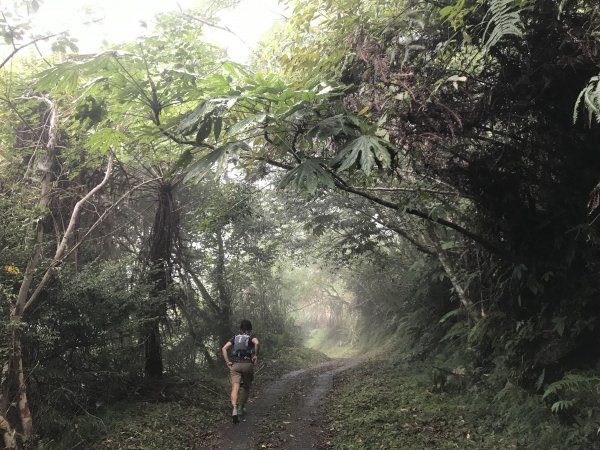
[{"xmin": 1, "ymin": 0, "xmax": 600, "ymax": 448}]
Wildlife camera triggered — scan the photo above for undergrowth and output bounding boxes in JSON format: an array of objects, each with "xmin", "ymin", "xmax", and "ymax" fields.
[
  {"xmin": 35, "ymin": 375, "xmax": 226, "ymax": 450},
  {"xmin": 327, "ymin": 359, "xmax": 598, "ymax": 450},
  {"xmin": 38, "ymin": 345, "xmax": 328, "ymax": 449}
]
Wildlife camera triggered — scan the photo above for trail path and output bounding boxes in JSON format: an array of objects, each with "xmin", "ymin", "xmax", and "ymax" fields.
[{"xmin": 201, "ymin": 359, "xmax": 360, "ymax": 449}]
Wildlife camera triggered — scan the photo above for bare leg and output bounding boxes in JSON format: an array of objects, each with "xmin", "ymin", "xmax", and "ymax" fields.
[
  {"xmin": 239, "ymin": 383, "xmax": 250, "ymax": 409},
  {"xmin": 231, "ymin": 382, "xmax": 240, "ymax": 407}
]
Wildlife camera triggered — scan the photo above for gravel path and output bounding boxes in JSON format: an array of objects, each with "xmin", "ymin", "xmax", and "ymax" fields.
[{"xmin": 201, "ymin": 359, "xmax": 360, "ymax": 450}]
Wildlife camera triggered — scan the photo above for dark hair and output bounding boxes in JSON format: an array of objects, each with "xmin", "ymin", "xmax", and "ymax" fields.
[{"xmin": 239, "ymin": 319, "xmax": 252, "ymax": 332}]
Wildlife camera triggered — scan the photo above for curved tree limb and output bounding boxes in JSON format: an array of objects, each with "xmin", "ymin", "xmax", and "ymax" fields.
[
  {"xmin": 22, "ymin": 153, "xmax": 114, "ymax": 314},
  {"xmin": 333, "ymin": 180, "xmax": 511, "ymax": 260}
]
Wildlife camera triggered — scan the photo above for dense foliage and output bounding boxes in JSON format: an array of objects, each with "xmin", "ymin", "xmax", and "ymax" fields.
[{"xmin": 0, "ymin": 0, "xmax": 600, "ymax": 448}]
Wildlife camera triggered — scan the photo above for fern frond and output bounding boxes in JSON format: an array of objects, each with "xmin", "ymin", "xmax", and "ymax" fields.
[
  {"xmin": 574, "ymin": 75, "xmax": 600, "ymax": 125},
  {"xmin": 551, "ymin": 399, "xmax": 575, "ymax": 413},
  {"xmin": 558, "ymin": 0, "xmax": 569, "ymax": 18},
  {"xmin": 482, "ymin": 0, "xmax": 530, "ymax": 50},
  {"xmin": 467, "ymin": 311, "xmax": 506, "ymax": 345},
  {"xmin": 543, "ymin": 374, "xmax": 600, "ymax": 399},
  {"xmin": 438, "ymin": 308, "xmax": 462, "ymax": 324},
  {"xmin": 441, "ymin": 321, "xmax": 468, "ymax": 342},
  {"xmin": 534, "ymin": 368, "xmax": 546, "ymax": 392}
]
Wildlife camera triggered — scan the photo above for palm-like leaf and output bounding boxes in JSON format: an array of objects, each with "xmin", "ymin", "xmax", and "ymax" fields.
[
  {"xmin": 330, "ymin": 135, "xmax": 393, "ymax": 175},
  {"xmin": 278, "ymin": 159, "xmax": 335, "ymax": 194},
  {"xmin": 307, "ymin": 114, "xmax": 360, "ymax": 140},
  {"xmin": 175, "ymin": 101, "xmax": 218, "ymax": 135},
  {"xmin": 183, "ymin": 141, "xmax": 249, "ymax": 182}
]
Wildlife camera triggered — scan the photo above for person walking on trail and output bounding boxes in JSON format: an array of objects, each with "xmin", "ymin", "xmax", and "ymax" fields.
[{"xmin": 222, "ymin": 320, "xmax": 260, "ymax": 423}]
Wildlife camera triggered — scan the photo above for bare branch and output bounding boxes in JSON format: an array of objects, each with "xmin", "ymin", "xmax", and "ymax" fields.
[
  {"xmin": 0, "ymin": 17, "xmax": 104, "ymax": 70},
  {"xmin": 177, "ymin": 8, "xmax": 251, "ymax": 51},
  {"xmin": 59, "ymin": 177, "xmax": 162, "ymax": 262},
  {"xmin": 354, "ymin": 186, "xmax": 469, "ymax": 197},
  {"xmin": 23, "ymin": 154, "xmax": 114, "ymax": 313}
]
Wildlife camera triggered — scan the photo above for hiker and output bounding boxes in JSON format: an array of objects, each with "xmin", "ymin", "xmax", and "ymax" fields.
[{"xmin": 222, "ymin": 319, "xmax": 260, "ymax": 423}]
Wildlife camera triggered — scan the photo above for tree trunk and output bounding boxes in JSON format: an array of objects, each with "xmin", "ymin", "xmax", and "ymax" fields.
[
  {"xmin": 426, "ymin": 226, "xmax": 479, "ymax": 323},
  {"xmin": 2, "ymin": 100, "xmax": 59, "ymax": 445},
  {"xmin": 143, "ymin": 182, "xmax": 178, "ymax": 378},
  {"xmin": 144, "ymin": 321, "xmax": 163, "ymax": 378},
  {"xmin": 12, "ymin": 328, "xmax": 31, "ymax": 440},
  {"xmin": 0, "ymin": 415, "xmax": 16, "ymax": 449},
  {"xmin": 6, "ymin": 98, "xmax": 114, "ymax": 446},
  {"xmin": 179, "ymin": 283, "xmax": 215, "ymax": 367},
  {"xmin": 436, "ymin": 248, "xmax": 478, "ymax": 323},
  {"xmin": 215, "ymin": 226, "xmax": 231, "ymax": 346}
]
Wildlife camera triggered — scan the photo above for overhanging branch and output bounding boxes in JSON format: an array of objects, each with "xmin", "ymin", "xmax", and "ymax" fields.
[{"xmin": 23, "ymin": 153, "xmax": 114, "ymax": 313}]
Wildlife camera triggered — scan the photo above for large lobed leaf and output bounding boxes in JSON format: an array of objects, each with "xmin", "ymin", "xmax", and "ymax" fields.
[
  {"xmin": 183, "ymin": 141, "xmax": 249, "ymax": 182},
  {"xmin": 175, "ymin": 101, "xmax": 218, "ymax": 135},
  {"xmin": 307, "ymin": 114, "xmax": 360, "ymax": 140},
  {"xmin": 330, "ymin": 135, "xmax": 394, "ymax": 175},
  {"xmin": 278, "ymin": 159, "xmax": 335, "ymax": 195}
]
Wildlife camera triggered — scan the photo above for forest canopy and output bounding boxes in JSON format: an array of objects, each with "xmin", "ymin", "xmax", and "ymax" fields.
[{"xmin": 1, "ymin": 0, "xmax": 600, "ymax": 448}]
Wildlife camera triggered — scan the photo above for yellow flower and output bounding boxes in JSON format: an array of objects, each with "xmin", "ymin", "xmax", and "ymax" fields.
[{"xmin": 4, "ymin": 265, "xmax": 20, "ymax": 274}]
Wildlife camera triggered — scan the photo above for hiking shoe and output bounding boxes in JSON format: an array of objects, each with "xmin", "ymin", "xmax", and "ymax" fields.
[{"xmin": 232, "ymin": 406, "xmax": 239, "ymax": 424}]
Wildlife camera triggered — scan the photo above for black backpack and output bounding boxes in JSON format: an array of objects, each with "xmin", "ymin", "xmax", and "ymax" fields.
[{"xmin": 231, "ymin": 333, "xmax": 253, "ymax": 359}]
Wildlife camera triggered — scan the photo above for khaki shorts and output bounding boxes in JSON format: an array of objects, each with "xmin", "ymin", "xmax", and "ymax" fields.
[{"xmin": 229, "ymin": 362, "xmax": 254, "ymax": 386}]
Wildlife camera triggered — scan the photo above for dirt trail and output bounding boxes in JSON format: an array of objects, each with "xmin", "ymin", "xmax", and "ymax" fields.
[{"xmin": 201, "ymin": 359, "xmax": 360, "ymax": 450}]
